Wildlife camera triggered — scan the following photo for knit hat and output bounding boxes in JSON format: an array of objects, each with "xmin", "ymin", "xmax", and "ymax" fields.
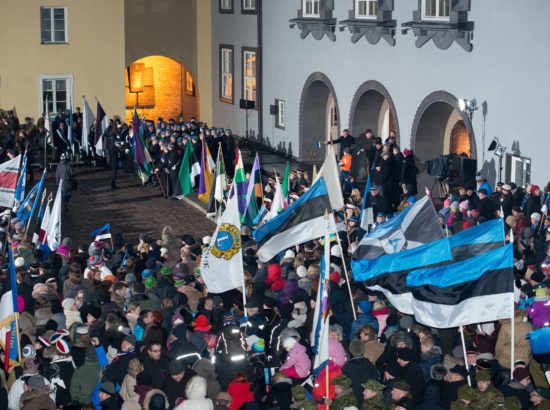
[
  {"xmin": 62, "ymin": 298, "xmax": 75, "ymax": 310},
  {"xmin": 296, "ymin": 265, "xmax": 307, "ymax": 278},
  {"xmin": 23, "ymin": 357, "xmax": 41, "ymax": 371},
  {"xmin": 358, "ymin": 300, "xmax": 371, "ymax": 314},
  {"xmin": 283, "ymin": 337, "xmax": 297, "ymax": 350},
  {"xmin": 223, "ymin": 311, "xmax": 235, "ymax": 324},
  {"xmin": 14, "ymin": 257, "xmax": 25, "ymax": 268},
  {"xmin": 252, "ymin": 338, "xmax": 265, "ymax": 353},
  {"xmin": 89, "ymin": 255, "xmax": 103, "ymax": 266},
  {"xmin": 349, "ymin": 339, "xmax": 365, "ymax": 357},
  {"xmin": 22, "ymin": 344, "xmax": 36, "ymax": 358},
  {"xmin": 145, "ymin": 276, "xmax": 156, "ymax": 288},
  {"xmin": 26, "ymin": 375, "xmax": 46, "ymax": 390},
  {"xmin": 141, "ymin": 269, "xmax": 153, "ymax": 278},
  {"xmin": 393, "ymin": 380, "xmax": 411, "ymax": 392},
  {"xmin": 100, "ymin": 381, "xmax": 116, "ymax": 395},
  {"xmin": 513, "ymin": 367, "xmax": 531, "ymax": 382},
  {"xmin": 530, "ymin": 185, "xmax": 540, "ymax": 194},
  {"xmin": 450, "ymin": 365, "xmax": 469, "ymax": 378},
  {"xmin": 194, "ymin": 315, "xmax": 210, "ymax": 331},
  {"xmin": 531, "ymin": 212, "xmax": 541, "ymax": 221},
  {"xmin": 283, "ymin": 249, "xmax": 295, "ymax": 259},
  {"xmin": 123, "ymin": 334, "xmax": 137, "ymax": 347}
]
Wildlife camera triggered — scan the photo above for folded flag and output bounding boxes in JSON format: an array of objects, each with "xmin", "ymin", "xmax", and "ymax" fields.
[
  {"xmin": 243, "ymin": 154, "xmax": 262, "ymax": 227},
  {"xmin": 229, "ymin": 150, "xmax": 248, "ymax": 219},
  {"xmin": 13, "ymin": 155, "xmax": 27, "ymax": 211},
  {"xmin": 312, "ymin": 144, "xmax": 344, "ymax": 210},
  {"xmin": 406, "ymin": 243, "xmax": 514, "ymax": 328},
  {"xmin": 46, "ymin": 182, "xmax": 63, "ymax": 251},
  {"xmin": 200, "ymin": 194, "xmax": 244, "ymax": 293},
  {"xmin": 352, "ymin": 195, "xmax": 442, "ymax": 260},
  {"xmin": 198, "ymin": 137, "xmax": 215, "ymax": 204},
  {"xmin": 32, "ymin": 191, "xmax": 47, "ymax": 246},
  {"xmin": 0, "ymin": 154, "xmax": 21, "ymax": 208},
  {"xmin": 82, "ymin": 97, "xmax": 95, "ymax": 152},
  {"xmin": 359, "ymin": 174, "xmax": 374, "ymax": 231},
  {"xmin": 177, "ymin": 141, "xmax": 201, "ymax": 196},
  {"xmin": 352, "ymin": 218, "xmax": 506, "ymax": 315},
  {"xmin": 253, "ymin": 177, "xmax": 336, "ymax": 262}
]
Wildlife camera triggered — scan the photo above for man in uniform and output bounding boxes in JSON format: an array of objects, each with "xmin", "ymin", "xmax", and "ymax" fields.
[
  {"xmin": 290, "ymin": 385, "xmax": 316, "ymax": 410},
  {"xmin": 361, "ymin": 379, "xmax": 385, "ymax": 409},
  {"xmin": 472, "ymin": 369, "xmax": 504, "ymax": 409},
  {"xmin": 451, "ymin": 384, "xmax": 479, "ymax": 409},
  {"xmin": 326, "ymin": 374, "xmax": 358, "ymax": 409}
]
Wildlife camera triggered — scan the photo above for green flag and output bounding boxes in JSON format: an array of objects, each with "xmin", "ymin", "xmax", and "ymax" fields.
[
  {"xmin": 281, "ymin": 161, "xmax": 290, "ymax": 204},
  {"xmin": 178, "ymin": 142, "xmax": 198, "ymax": 195}
]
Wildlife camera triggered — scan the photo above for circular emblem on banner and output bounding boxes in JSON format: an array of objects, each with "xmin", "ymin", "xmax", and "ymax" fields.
[{"xmin": 211, "ymin": 223, "xmax": 241, "ymax": 260}]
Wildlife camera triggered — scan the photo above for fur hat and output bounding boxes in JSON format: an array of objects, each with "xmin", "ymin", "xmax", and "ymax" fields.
[{"xmin": 349, "ymin": 339, "xmax": 365, "ymax": 357}]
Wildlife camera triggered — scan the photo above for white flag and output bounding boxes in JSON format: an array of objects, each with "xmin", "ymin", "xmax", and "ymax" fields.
[
  {"xmin": 82, "ymin": 97, "xmax": 95, "ymax": 152},
  {"xmin": 312, "ymin": 144, "xmax": 344, "ymax": 210},
  {"xmin": 200, "ymin": 195, "xmax": 244, "ymax": 293},
  {"xmin": 46, "ymin": 182, "xmax": 63, "ymax": 250},
  {"xmin": 0, "ymin": 154, "xmax": 21, "ymax": 208},
  {"xmin": 265, "ymin": 177, "xmax": 286, "ymax": 221}
]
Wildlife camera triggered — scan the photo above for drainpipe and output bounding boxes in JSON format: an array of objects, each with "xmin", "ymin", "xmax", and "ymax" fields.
[{"xmin": 257, "ymin": 0, "xmax": 263, "ymax": 141}]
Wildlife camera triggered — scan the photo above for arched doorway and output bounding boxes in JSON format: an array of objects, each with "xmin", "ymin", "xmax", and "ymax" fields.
[
  {"xmin": 411, "ymin": 91, "xmax": 476, "ymax": 192},
  {"xmin": 125, "ymin": 55, "xmax": 199, "ymax": 123},
  {"xmin": 348, "ymin": 80, "xmax": 399, "ymax": 179},
  {"xmin": 298, "ymin": 73, "xmax": 340, "ymax": 163}
]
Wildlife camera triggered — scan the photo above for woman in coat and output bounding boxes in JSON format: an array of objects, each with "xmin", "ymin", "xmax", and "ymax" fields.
[
  {"xmin": 495, "ymin": 309, "xmax": 533, "ymax": 369},
  {"xmin": 279, "ymin": 337, "xmax": 311, "ymax": 379},
  {"xmin": 174, "ymin": 376, "xmax": 213, "ymax": 410}
]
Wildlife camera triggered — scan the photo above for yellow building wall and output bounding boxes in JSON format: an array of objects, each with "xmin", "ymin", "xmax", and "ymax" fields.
[
  {"xmin": 196, "ymin": 0, "xmax": 213, "ymax": 125},
  {"xmin": 0, "ymin": 0, "xmax": 125, "ymax": 121}
]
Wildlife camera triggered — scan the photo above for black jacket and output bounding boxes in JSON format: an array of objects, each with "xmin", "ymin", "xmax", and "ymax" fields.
[
  {"xmin": 55, "ymin": 161, "xmax": 74, "ymax": 192},
  {"xmin": 341, "ymin": 356, "xmax": 379, "ymax": 406}
]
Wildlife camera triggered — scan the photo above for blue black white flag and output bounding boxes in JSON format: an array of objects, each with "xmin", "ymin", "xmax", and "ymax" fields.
[
  {"xmin": 406, "ymin": 243, "xmax": 514, "ymax": 328},
  {"xmin": 352, "ymin": 195, "xmax": 442, "ymax": 260},
  {"xmin": 253, "ymin": 177, "xmax": 336, "ymax": 262},
  {"xmin": 352, "ymin": 219, "xmax": 506, "ymax": 314}
]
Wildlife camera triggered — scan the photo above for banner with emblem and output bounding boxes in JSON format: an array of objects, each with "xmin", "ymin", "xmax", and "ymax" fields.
[{"xmin": 200, "ymin": 194, "xmax": 244, "ymax": 294}]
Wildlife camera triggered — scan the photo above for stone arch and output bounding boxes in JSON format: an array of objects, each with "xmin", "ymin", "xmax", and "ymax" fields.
[{"xmin": 298, "ymin": 72, "xmax": 340, "ymax": 162}]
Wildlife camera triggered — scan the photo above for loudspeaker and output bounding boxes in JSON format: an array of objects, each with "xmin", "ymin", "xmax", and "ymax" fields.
[
  {"xmin": 239, "ymin": 99, "xmax": 255, "ymax": 110},
  {"xmin": 269, "ymin": 104, "xmax": 278, "ymax": 115}
]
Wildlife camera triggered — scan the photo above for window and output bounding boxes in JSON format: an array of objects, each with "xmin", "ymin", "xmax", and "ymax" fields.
[
  {"xmin": 38, "ymin": 74, "xmax": 73, "ymax": 114},
  {"xmin": 40, "ymin": 7, "xmax": 67, "ymax": 43},
  {"xmin": 355, "ymin": 0, "xmax": 377, "ymax": 19},
  {"xmin": 220, "ymin": 46, "xmax": 233, "ymax": 103},
  {"xmin": 507, "ymin": 154, "xmax": 531, "ymax": 188},
  {"xmin": 243, "ymin": 49, "xmax": 256, "ymax": 103},
  {"xmin": 185, "ymin": 71, "xmax": 195, "ymax": 96},
  {"xmin": 242, "ymin": 0, "xmax": 256, "ymax": 13},
  {"xmin": 422, "ymin": 0, "xmax": 449, "ymax": 21},
  {"xmin": 303, "ymin": 0, "xmax": 320, "ymax": 17},
  {"xmin": 220, "ymin": 0, "xmax": 233, "ymax": 13},
  {"xmin": 275, "ymin": 99, "xmax": 285, "ymax": 129}
]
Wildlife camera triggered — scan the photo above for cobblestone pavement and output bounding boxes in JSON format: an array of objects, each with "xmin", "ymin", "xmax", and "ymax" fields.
[{"xmin": 41, "ymin": 168, "xmax": 216, "ymax": 247}]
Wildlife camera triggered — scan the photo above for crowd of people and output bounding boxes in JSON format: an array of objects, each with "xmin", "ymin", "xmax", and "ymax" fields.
[{"xmin": 0, "ymin": 109, "xmax": 549, "ymax": 410}]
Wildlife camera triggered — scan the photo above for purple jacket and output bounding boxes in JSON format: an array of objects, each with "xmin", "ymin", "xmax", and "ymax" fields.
[
  {"xmin": 280, "ymin": 343, "xmax": 311, "ymax": 378},
  {"xmin": 278, "ymin": 279, "xmax": 299, "ymax": 308},
  {"xmin": 526, "ymin": 297, "xmax": 550, "ymax": 328}
]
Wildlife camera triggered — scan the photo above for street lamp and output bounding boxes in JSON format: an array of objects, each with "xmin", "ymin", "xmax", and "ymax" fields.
[
  {"xmin": 488, "ymin": 137, "xmax": 507, "ymax": 182},
  {"xmin": 458, "ymin": 98, "xmax": 478, "ymax": 119}
]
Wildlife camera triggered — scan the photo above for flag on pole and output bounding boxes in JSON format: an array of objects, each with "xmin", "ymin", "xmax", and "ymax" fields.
[
  {"xmin": 24, "ymin": 170, "xmax": 46, "ymax": 229},
  {"xmin": 131, "ymin": 109, "xmax": 151, "ymax": 179},
  {"xmin": 266, "ymin": 175, "xmax": 286, "ymax": 221},
  {"xmin": 37, "ymin": 194, "xmax": 52, "ymax": 245},
  {"xmin": 91, "ymin": 223, "xmax": 111, "ymax": 241},
  {"xmin": 95, "ymin": 100, "xmax": 109, "ymax": 156},
  {"xmin": 229, "ymin": 150, "xmax": 248, "ymax": 219},
  {"xmin": 0, "ymin": 239, "xmax": 21, "ymax": 370},
  {"xmin": 312, "ymin": 145, "xmax": 344, "ymax": 210},
  {"xmin": 207, "ymin": 148, "xmax": 227, "ymax": 216},
  {"xmin": 243, "ymin": 154, "xmax": 262, "ymax": 226},
  {"xmin": 68, "ymin": 97, "xmax": 74, "ymax": 154},
  {"xmin": 0, "ymin": 154, "xmax": 21, "ymax": 208},
  {"xmin": 32, "ymin": 190, "xmax": 47, "ymax": 245},
  {"xmin": 82, "ymin": 97, "xmax": 95, "ymax": 153},
  {"xmin": 312, "ymin": 212, "xmax": 331, "ymax": 375},
  {"xmin": 46, "ymin": 181, "xmax": 63, "ymax": 251},
  {"xmin": 406, "ymin": 243, "xmax": 514, "ymax": 328},
  {"xmin": 352, "ymin": 195, "xmax": 443, "ymax": 260},
  {"xmin": 177, "ymin": 142, "xmax": 201, "ymax": 196},
  {"xmin": 16, "ymin": 181, "xmax": 40, "ymax": 225},
  {"xmin": 200, "ymin": 194, "xmax": 244, "ymax": 293},
  {"xmin": 281, "ymin": 162, "xmax": 290, "ymax": 205},
  {"xmin": 359, "ymin": 174, "xmax": 374, "ymax": 231},
  {"xmin": 351, "ymin": 218, "xmax": 506, "ymax": 314},
  {"xmin": 198, "ymin": 137, "xmax": 215, "ymax": 203},
  {"xmin": 253, "ymin": 177, "xmax": 337, "ymax": 262},
  {"xmin": 13, "ymin": 155, "xmax": 27, "ymax": 212}
]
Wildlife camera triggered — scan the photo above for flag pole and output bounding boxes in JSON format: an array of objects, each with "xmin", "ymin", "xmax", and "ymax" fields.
[
  {"xmin": 334, "ymin": 214, "xmax": 357, "ymax": 320},
  {"xmin": 323, "ymin": 210, "xmax": 331, "ymax": 408},
  {"xmin": 510, "ymin": 294, "xmax": 515, "ymax": 379},
  {"xmin": 8, "ymin": 239, "xmax": 22, "ymax": 365},
  {"xmin": 459, "ymin": 325, "xmax": 472, "ymax": 387}
]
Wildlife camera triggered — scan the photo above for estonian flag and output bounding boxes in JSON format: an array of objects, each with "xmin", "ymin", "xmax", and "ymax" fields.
[
  {"xmin": 253, "ymin": 177, "xmax": 336, "ymax": 262},
  {"xmin": 352, "ymin": 195, "xmax": 443, "ymax": 260},
  {"xmin": 359, "ymin": 174, "xmax": 373, "ymax": 231},
  {"xmin": 91, "ymin": 223, "xmax": 111, "ymax": 241},
  {"xmin": 352, "ymin": 218, "xmax": 506, "ymax": 314},
  {"xmin": 406, "ymin": 243, "xmax": 514, "ymax": 328}
]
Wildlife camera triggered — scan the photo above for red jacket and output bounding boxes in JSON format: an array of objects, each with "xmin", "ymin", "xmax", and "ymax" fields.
[{"xmin": 227, "ymin": 381, "xmax": 254, "ymax": 410}]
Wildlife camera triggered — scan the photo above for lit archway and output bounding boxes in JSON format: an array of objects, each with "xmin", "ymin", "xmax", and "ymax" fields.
[
  {"xmin": 410, "ymin": 91, "xmax": 476, "ymax": 190},
  {"xmin": 125, "ymin": 55, "xmax": 199, "ymax": 123},
  {"xmin": 348, "ymin": 80, "xmax": 399, "ymax": 179},
  {"xmin": 298, "ymin": 73, "xmax": 340, "ymax": 163}
]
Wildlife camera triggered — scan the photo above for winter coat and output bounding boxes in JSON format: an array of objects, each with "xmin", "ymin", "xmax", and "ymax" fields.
[
  {"xmin": 265, "ymin": 263, "xmax": 285, "ymax": 291},
  {"xmin": 142, "ymin": 355, "xmax": 170, "ymax": 389},
  {"xmin": 401, "ymin": 360, "xmax": 425, "ymax": 404},
  {"xmin": 19, "ymin": 386, "xmax": 56, "ymax": 410},
  {"xmin": 69, "ymin": 358, "xmax": 101, "ymax": 404},
  {"xmin": 329, "ymin": 338, "xmax": 347, "ymax": 368},
  {"xmin": 174, "ymin": 376, "xmax": 214, "ymax": 410},
  {"xmin": 350, "ymin": 312, "xmax": 379, "ymax": 340},
  {"xmin": 44, "ymin": 356, "xmax": 75, "ymax": 406},
  {"xmin": 363, "ymin": 339, "xmax": 385, "ymax": 365},
  {"xmin": 162, "ymin": 368, "xmax": 197, "ymax": 408},
  {"xmin": 227, "ymin": 381, "xmax": 254, "ymax": 410},
  {"xmin": 495, "ymin": 309, "xmax": 533, "ymax": 367},
  {"xmin": 417, "ymin": 383, "xmax": 446, "ymax": 410},
  {"xmin": 8, "ymin": 374, "xmax": 56, "ymax": 410},
  {"xmin": 341, "ymin": 356, "xmax": 379, "ymax": 406},
  {"xmin": 419, "ymin": 346, "xmax": 443, "ymax": 382},
  {"xmin": 143, "ymin": 388, "xmax": 169, "ymax": 410},
  {"xmin": 265, "ymin": 377, "xmax": 293, "ymax": 410},
  {"xmin": 192, "ymin": 359, "xmax": 222, "ymax": 402},
  {"xmin": 119, "ymin": 357, "xmax": 142, "ymax": 401},
  {"xmin": 526, "ymin": 296, "xmax": 550, "ymax": 328},
  {"xmin": 279, "ymin": 342, "xmax": 311, "ymax": 378},
  {"xmin": 100, "ymin": 392, "xmax": 123, "ymax": 410}
]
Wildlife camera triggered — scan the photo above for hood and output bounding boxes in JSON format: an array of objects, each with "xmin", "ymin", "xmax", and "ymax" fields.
[
  {"xmin": 185, "ymin": 375, "xmax": 208, "ymax": 400},
  {"xmin": 128, "ymin": 357, "xmax": 142, "ymax": 377},
  {"xmin": 20, "ymin": 385, "xmax": 52, "ymax": 406},
  {"xmin": 20, "ymin": 311, "xmax": 36, "ymax": 337},
  {"xmin": 279, "ymin": 279, "xmax": 299, "ymax": 305},
  {"xmin": 421, "ymin": 346, "xmax": 442, "ymax": 361},
  {"xmin": 390, "ymin": 330, "xmax": 413, "ymax": 349},
  {"xmin": 192, "ymin": 358, "xmax": 217, "ymax": 380},
  {"xmin": 143, "ymin": 388, "xmax": 169, "ymax": 410},
  {"xmin": 267, "ymin": 263, "xmax": 282, "ymax": 282}
]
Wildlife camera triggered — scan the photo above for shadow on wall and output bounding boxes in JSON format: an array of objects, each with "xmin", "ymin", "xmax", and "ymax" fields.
[
  {"xmin": 480, "ymin": 157, "xmax": 497, "ymax": 187},
  {"xmin": 275, "ymin": 141, "xmax": 294, "ymax": 158}
]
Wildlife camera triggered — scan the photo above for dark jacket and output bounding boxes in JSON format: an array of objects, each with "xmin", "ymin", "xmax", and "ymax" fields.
[
  {"xmin": 142, "ymin": 354, "xmax": 170, "ymax": 389},
  {"xmin": 55, "ymin": 160, "xmax": 74, "ymax": 192},
  {"xmin": 99, "ymin": 392, "xmax": 123, "ymax": 410},
  {"xmin": 341, "ymin": 356, "xmax": 379, "ymax": 406},
  {"xmin": 264, "ymin": 377, "xmax": 293, "ymax": 410}
]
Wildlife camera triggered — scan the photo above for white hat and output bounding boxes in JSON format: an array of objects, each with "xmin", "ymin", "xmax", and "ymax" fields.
[
  {"xmin": 330, "ymin": 245, "xmax": 341, "ymax": 258},
  {"xmin": 283, "ymin": 249, "xmax": 295, "ymax": 259},
  {"xmin": 160, "ymin": 247, "xmax": 168, "ymax": 255},
  {"xmin": 296, "ymin": 265, "xmax": 308, "ymax": 278},
  {"xmin": 14, "ymin": 257, "xmax": 25, "ymax": 268},
  {"xmin": 61, "ymin": 298, "xmax": 75, "ymax": 310},
  {"xmin": 202, "ymin": 236, "xmax": 211, "ymax": 246}
]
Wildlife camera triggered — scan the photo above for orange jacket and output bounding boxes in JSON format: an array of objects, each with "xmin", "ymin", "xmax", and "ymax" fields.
[{"xmin": 339, "ymin": 153, "xmax": 352, "ymax": 172}]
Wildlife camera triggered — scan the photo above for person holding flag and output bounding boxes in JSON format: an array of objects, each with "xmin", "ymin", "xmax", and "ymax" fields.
[{"xmin": 55, "ymin": 154, "xmax": 74, "ymax": 210}]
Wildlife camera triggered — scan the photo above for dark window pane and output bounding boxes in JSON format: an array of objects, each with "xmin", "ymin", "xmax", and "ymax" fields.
[
  {"xmin": 56, "ymin": 81, "xmax": 66, "ymax": 90},
  {"xmin": 54, "ymin": 30, "xmax": 65, "ymax": 42}
]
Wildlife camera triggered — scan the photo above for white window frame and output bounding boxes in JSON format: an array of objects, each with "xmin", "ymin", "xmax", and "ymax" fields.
[
  {"xmin": 303, "ymin": 0, "xmax": 321, "ymax": 18},
  {"xmin": 509, "ymin": 155, "xmax": 531, "ymax": 188},
  {"xmin": 38, "ymin": 74, "xmax": 73, "ymax": 115},
  {"xmin": 243, "ymin": 50, "xmax": 256, "ymax": 103},
  {"xmin": 422, "ymin": 0, "xmax": 450, "ymax": 22},
  {"xmin": 221, "ymin": 47, "xmax": 233, "ymax": 101},
  {"xmin": 355, "ymin": 0, "xmax": 378, "ymax": 19},
  {"xmin": 40, "ymin": 6, "xmax": 68, "ymax": 43},
  {"xmin": 243, "ymin": 0, "xmax": 256, "ymax": 11},
  {"xmin": 221, "ymin": 0, "xmax": 232, "ymax": 10},
  {"xmin": 276, "ymin": 99, "xmax": 285, "ymax": 129}
]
